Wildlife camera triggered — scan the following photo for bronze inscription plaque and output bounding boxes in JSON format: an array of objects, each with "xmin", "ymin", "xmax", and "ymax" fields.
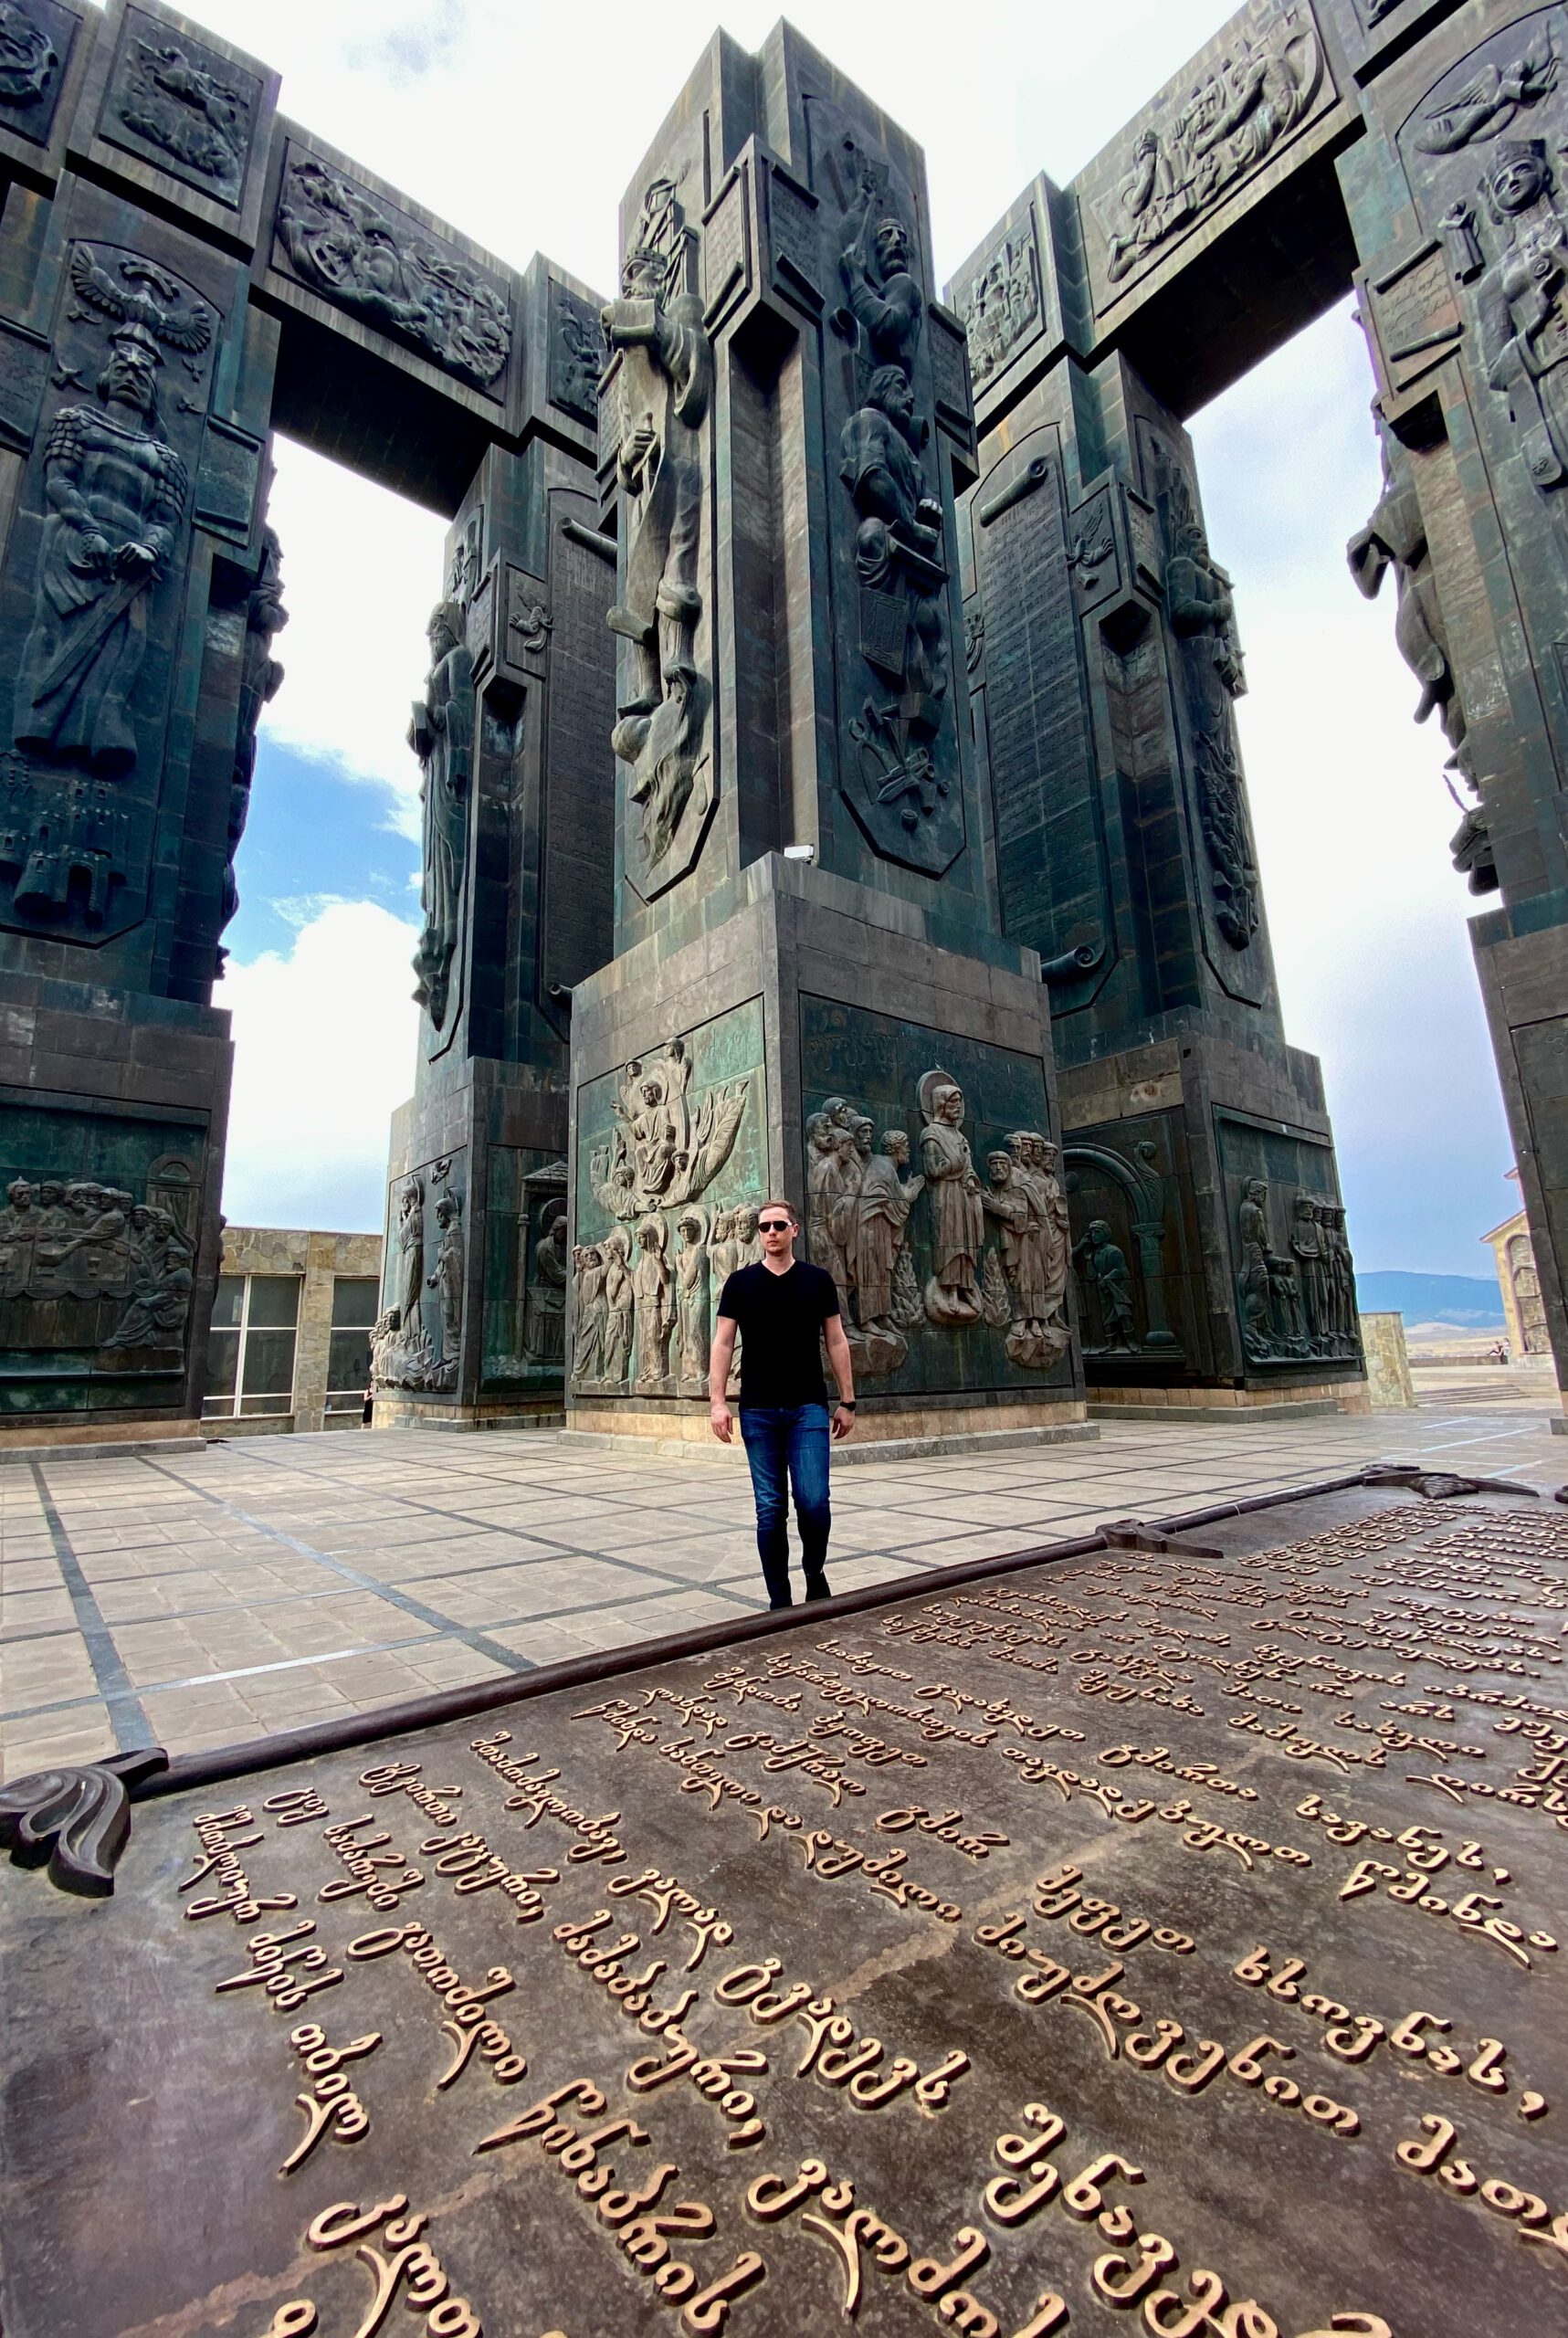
[{"xmin": 3, "ymin": 1487, "xmax": 1567, "ymax": 2336}]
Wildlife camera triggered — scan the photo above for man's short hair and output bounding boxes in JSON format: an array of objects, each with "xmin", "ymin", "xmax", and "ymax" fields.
[{"xmin": 758, "ymin": 1196, "xmax": 798, "ymax": 1225}]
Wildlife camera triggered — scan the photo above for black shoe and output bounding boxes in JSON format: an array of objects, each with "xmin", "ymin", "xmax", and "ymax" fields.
[
  {"xmin": 769, "ymin": 1598, "xmax": 794, "ymax": 1611},
  {"xmin": 804, "ymin": 1579, "xmax": 831, "ymax": 1603}
]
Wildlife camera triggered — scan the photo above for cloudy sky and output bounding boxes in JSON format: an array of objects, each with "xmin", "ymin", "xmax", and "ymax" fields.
[{"xmin": 202, "ymin": 0, "xmax": 1514, "ymax": 1276}]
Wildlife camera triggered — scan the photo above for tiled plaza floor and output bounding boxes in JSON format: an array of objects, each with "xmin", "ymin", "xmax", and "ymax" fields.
[{"xmin": 2, "ymin": 1382, "xmax": 1562, "ymax": 1776}]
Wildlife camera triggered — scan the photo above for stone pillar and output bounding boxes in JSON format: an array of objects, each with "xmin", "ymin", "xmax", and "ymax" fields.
[
  {"xmin": 1359, "ymin": 1311, "xmax": 1416, "ymax": 1411},
  {"xmin": 1344, "ymin": 0, "xmax": 1568, "ymax": 1416},
  {"xmin": 374, "ymin": 368, "xmax": 615, "ymax": 1427},
  {"xmin": 949, "ymin": 181, "xmax": 1363, "ymax": 1413},
  {"xmin": 0, "ymin": 6, "xmax": 283, "ymax": 1439},
  {"xmin": 566, "ymin": 25, "xmax": 1090, "ymax": 1449}
]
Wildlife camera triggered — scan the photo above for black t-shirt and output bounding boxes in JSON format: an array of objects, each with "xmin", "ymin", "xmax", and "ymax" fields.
[{"xmin": 716, "ymin": 1259, "xmax": 840, "ymax": 1407}]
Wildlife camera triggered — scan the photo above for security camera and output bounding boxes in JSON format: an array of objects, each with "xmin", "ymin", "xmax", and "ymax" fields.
[{"xmin": 783, "ymin": 843, "xmax": 816, "ymax": 864}]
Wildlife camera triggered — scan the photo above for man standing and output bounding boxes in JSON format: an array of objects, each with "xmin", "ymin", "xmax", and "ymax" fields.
[{"xmin": 710, "ymin": 1197, "xmax": 855, "ymax": 1609}]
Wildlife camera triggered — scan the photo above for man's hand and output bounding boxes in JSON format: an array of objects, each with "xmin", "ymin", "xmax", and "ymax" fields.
[
  {"xmin": 831, "ymin": 1404, "xmax": 856, "ymax": 1443},
  {"xmin": 710, "ymin": 1401, "xmax": 734, "ymax": 1445}
]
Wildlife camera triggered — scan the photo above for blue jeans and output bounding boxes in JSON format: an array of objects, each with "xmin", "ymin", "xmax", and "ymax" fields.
[{"xmin": 739, "ymin": 1404, "xmax": 832, "ymax": 1608}]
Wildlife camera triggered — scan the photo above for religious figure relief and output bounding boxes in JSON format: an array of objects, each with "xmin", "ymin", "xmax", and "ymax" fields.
[
  {"xmin": 833, "ymin": 149, "xmax": 952, "ymax": 858},
  {"xmin": 1236, "ymin": 1178, "xmax": 1315, "ymax": 1364},
  {"xmin": 602, "ymin": 175, "xmax": 712, "ymax": 888},
  {"xmin": 961, "ymin": 226, "xmax": 1041, "ymax": 389},
  {"xmin": 1092, "ymin": 6, "xmax": 1324, "ymax": 290},
  {"xmin": 409, "ymin": 597, "xmax": 475, "ymax": 1031},
  {"xmin": 917, "ymin": 1069, "xmax": 985, "ymax": 1328},
  {"xmin": 1414, "ymin": 35, "xmax": 1558, "ymax": 153},
  {"xmin": 0, "ymin": 3, "xmax": 57, "ymax": 114},
  {"xmin": 276, "ymin": 156, "xmax": 512, "ymax": 392},
  {"xmin": 102, "ymin": 1203, "xmax": 194, "ymax": 1352},
  {"xmin": 523, "ymin": 1201, "xmax": 567, "ymax": 1366},
  {"xmin": 855, "ymin": 1131, "xmax": 925, "ymax": 1361},
  {"xmin": 395, "ymin": 1177, "xmax": 425, "ymax": 1329},
  {"xmin": 221, "ymin": 525, "xmax": 286, "ymax": 948},
  {"xmin": 984, "ymin": 1131, "xmax": 1071, "ymax": 1370},
  {"xmin": 588, "ymin": 1037, "xmax": 750, "ymax": 1221},
  {"xmin": 571, "ymin": 1243, "xmax": 607, "ymax": 1384},
  {"xmin": 1073, "ymin": 1217, "xmax": 1136, "ymax": 1353},
  {"xmin": 110, "ymin": 33, "xmax": 255, "ymax": 203},
  {"xmin": 674, "ymin": 1206, "xmax": 710, "ymax": 1395},
  {"xmin": 1159, "ymin": 462, "xmax": 1260, "ymax": 950},
  {"xmin": 428, "ymin": 1189, "xmax": 465, "ymax": 1364},
  {"xmin": 14, "ymin": 249, "xmax": 211, "ymax": 781},
  {"xmin": 601, "ymin": 1229, "xmax": 635, "ymax": 1387},
  {"xmin": 632, "ymin": 1216, "xmax": 673, "ymax": 1388},
  {"xmin": 1475, "ymin": 140, "xmax": 1568, "ymax": 553},
  {"xmin": 0, "ymin": 1172, "xmax": 195, "ymax": 1356}
]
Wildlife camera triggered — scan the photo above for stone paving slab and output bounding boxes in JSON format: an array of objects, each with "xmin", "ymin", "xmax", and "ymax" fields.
[{"xmin": 0, "ymin": 1395, "xmax": 1562, "ymax": 1777}]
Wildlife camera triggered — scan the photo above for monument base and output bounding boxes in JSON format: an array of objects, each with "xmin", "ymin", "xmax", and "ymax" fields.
[
  {"xmin": 567, "ymin": 856, "xmax": 1087, "ymax": 1438},
  {"xmin": 0, "ymin": 976, "xmax": 230, "ymax": 1430},
  {"xmin": 1058, "ymin": 1027, "xmax": 1367, "ymax": 1402},
  {"xmin": 379, "ymin": 1056, "xmax": 570, "ymax": 1417}
]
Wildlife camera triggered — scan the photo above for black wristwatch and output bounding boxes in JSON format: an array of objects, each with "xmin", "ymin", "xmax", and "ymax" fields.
[{"xmin": 837, "ymin": 1399, "xmax": 856, "ymax": 1410}]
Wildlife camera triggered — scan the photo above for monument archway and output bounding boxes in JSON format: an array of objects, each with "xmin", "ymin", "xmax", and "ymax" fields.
[{"xmin": 0, "ymin": 0, "xmax": 1560, "ymax": 1442}]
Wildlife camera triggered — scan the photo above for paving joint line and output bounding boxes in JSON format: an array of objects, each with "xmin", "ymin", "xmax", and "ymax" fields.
[
  {"xmin": 131, "ymin": 1458, "xmax": 536, "ymax": 1678},
  {"xmin": 26, "ymin": 1462, "xmax": 155, "ymax": 1756}
]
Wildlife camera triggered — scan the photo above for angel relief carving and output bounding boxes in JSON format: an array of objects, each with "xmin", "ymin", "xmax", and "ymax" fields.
[{"xmin": 588, "ymin": 1037, "xmax": 750, "ymax": 1221}]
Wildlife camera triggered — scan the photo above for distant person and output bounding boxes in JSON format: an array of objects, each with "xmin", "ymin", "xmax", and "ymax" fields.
[{"xmin": 709, "ymin": 1197, "xmax": 855, "ymax": 1608}]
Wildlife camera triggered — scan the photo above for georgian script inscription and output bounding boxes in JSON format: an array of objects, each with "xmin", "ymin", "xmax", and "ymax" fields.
[{"xmin": 1, "ymin": 1490, "xmax": 1564, "ymax": 2337}]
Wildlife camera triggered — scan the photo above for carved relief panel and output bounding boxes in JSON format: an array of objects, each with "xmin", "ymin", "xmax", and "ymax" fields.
[
  {"xmin": 1136, "ymin": 415, "xmax": 1270, "ymax": 1006},
  {"xmin": 1216, "ymin": 1109, "xmax": 1361, "ymax": 1369},
  {"xmin": 1079, "ymin": 0, "xmax": 1336, "ymax": 313},
  {"xmin": 374, "ymin": 1151, "xmax": 468, "ymax": 1396},
  {"xmin": 98, "ymin": 6, "xmax": 262, "ymax": 209},
  {"xmin": 955, "ymin": 209, "xmax": 1044, "ymax": 395},
  {"xmin": 572, "ymin": 999, "xmax": 766, "ymax": 1399},
  {"xmin": 602, "ymin": 171, "xmax": 718, "ymax": 904},
  {"xmin": 546, "ymin": 279, "xmax": 602, "ymax": 427},
  {"xmin": 0, "ymin": 0, "xmax": 80, "ymax": 149},
  {"xmin": 1063, "ymin": 1113, "xmax": 1193, "ymax": 1367},
  {"xmin": 800, "ymin": 996, "xmax": 1071, "ymax": 1397},
  {"xmin": 480, "ymin": 1150, "xmax": 568, "ymax": 1390},
  {"xmin": 0, "ymin": 236, "xmax": 222, "ymax": 946},
  {"xmin": 272, "ymin": 144, "xmax": 514, "ymax": 398},
  {"xmin": 0, "ymin": 1096, "xmax": 205, "ymax": 1414},
  {"xmin": 1384, "ymin": 8, "xmax": 1568, "ymax": 673},
  {"xmin": 804, "ymin": 93, "xmax": 969, "ymax": 879}
]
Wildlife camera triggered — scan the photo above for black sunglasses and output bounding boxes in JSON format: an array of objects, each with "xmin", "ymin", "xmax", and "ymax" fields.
[{"xmin": 757, "ymin": 1217, "xmax": 794, "ymax": 1232}]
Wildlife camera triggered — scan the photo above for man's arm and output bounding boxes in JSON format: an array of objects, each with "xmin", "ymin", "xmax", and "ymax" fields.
[
  {"xmin": 823, "ymin": 1311, "xmax": 856, "ymax": 1440},
  {"xmin": 709, "ymin": 1314, "xmax": 738, "ymax": 1443}
]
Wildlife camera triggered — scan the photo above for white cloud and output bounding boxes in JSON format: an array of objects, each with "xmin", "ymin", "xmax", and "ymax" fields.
[
  {"xmin": 220, "ymin": 901, "xmax": 421, "ymax": 1230},
  {"xmin": 259, "ymin": 440, "xmax": 446, "ymax": 834}
]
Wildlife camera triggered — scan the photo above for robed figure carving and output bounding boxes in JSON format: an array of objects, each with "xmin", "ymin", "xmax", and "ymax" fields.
[
  {"xmin": 15, "ymin": 306, "xmax": 201, "ymax": 774},
  {"xmin": 918, "ymin": 1069, "xmax": 984, "ymax": 1326},
  {"xmin": 1477, "ymin": 142, "xmax": 1568, "ymax": 537},
  {"xmin": 1161, "ymin": 467, "xmax": 1258, "ymax": 951},
  {"xmin": 222, "ymin": 525, "xmax": 287, "ymax": 940},
  {"xmin": 603, "ymin": 177, "xmax": 712, "ymax": 886},
  {"xmin": 409, "ymin": 597, "xmax": 474, "ymax": 1031}
]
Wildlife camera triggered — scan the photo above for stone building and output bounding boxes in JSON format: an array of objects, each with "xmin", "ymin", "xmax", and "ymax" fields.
[
  {"xmin": 204, "ymin": 1226, "xmax": 381, "ymax": 1435},
  {"xmin": 1482, "ymin": 1173, "xmax": 1550, "ymax": 1360}
]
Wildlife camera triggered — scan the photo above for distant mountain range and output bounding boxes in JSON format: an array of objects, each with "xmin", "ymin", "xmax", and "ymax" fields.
[{"xmin": 1354, "ymin": 1270, "xmax": 1505, "ymax": 1329}]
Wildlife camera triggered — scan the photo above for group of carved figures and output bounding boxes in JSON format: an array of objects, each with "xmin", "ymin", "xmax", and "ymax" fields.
[
  {"xmin": 371, "ymin": 1174, "xmax": 465, "ymax": 1395},
  {"xmin": 1093, "ymin": 6, "xmax": 1323, "ymax": 285},
  {"xmin": 1236, "ymin": 1183, "xmax": 1359, "ymax": 1366},
  {"xmin": 835, "ymin": 145, "xmax": 952, "ymax": 839},
  {"xmin": 601, "ymin": 175, "xmax": 711, "ymax": 879},
  {"xmin": 807, "ymin": 1076, "xmax": 1070, "ymax": 1377},
  {"xmin": 570, "ymin": 1205, "xmax": 763, "ymax": 1398},
  {"xmin": 0, "ymin": 1175, "xmax": 195, "ymax": 1352}
]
